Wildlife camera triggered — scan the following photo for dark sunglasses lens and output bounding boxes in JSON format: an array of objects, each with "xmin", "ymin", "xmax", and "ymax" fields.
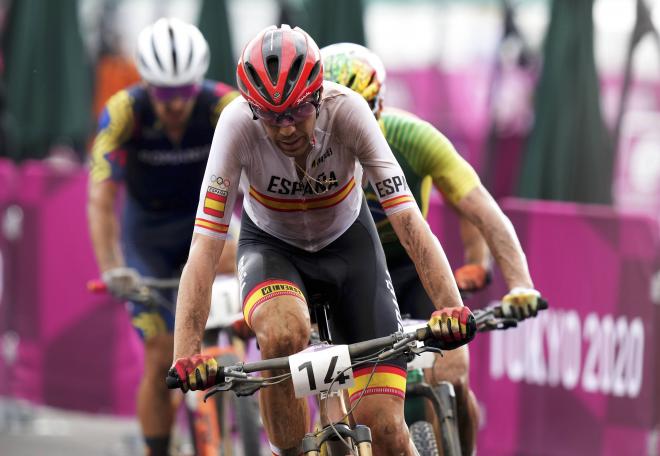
[
  {"xmin": 290, "ymin": 102, "xmax": 316, "ymax": 121},
  {"xmin": 151, "ymin": 84, "xmax": 200, "ymax": 102},
  {"xmin": 253, "ymin": 107, "xmax": 279, "ymax": 123},
  {"xmin": 251, "ymin": 101, "xmax": 316, "ymax": 126}
]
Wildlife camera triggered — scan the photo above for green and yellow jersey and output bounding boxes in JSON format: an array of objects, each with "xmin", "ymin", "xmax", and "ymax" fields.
[{"xmin": 365, "ymin": 108, "xmax": 481, "ymax": 264}]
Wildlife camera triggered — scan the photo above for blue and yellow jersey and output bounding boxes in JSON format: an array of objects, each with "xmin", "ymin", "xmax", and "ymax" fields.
[
  {"xmin": 89, "ymin": 80, "xmax": 239, "ymax": 213},
  {"xmin": 365, "ymin": 108, "xmax": 481, "ymax": 263}
]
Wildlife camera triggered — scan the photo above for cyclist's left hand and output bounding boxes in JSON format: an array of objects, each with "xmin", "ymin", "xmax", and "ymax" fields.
[
  {"xmin": 454, "ymin": 264, "xmax": 490, "ymax": 292},
  {"xmin": 169, "ymin": 354, "xmax": 219, "ymax": 392},
  {"xmin": 428, "ymin": 306, "xmax": 476, "ymax": 350},
  {"xmin": 501, "ymin": 287, "xmax": 542, "ymax": 320}
]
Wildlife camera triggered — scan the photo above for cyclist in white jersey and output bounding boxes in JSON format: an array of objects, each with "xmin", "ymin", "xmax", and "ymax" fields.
[{"xmin": 169, "ymin": 25, "xmax": 475, "ymax": 456}]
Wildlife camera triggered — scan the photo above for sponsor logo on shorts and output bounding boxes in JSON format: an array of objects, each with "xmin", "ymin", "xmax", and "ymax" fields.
[{"xmin": 242, "ymin": 280, "xmax": 306, "ymax": 327}]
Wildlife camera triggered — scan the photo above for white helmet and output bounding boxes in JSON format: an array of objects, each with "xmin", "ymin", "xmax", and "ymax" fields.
[{"xmin": 136, "ymin": 17, "xmax": 210, "ymax": 86}]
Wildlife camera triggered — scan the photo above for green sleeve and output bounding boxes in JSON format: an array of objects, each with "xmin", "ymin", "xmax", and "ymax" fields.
[{"xmin": 382, "ymin": 111, "xmax": 480, "ymax": 205}]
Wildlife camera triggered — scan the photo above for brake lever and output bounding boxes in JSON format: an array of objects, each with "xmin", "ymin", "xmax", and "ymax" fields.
[
  {"xmin": 378, "ymin": 339, "xmax": 418, "ymax": 361},
  {"xmin": 203, "ymin": 375, "xmax": 267, "ymax": 401},
  {"xmin": 204, "ymin": 382, "xmax": 234, "ymax": 401},
  {"xmin": 477, "ymin": 317, "xmax": 518, "ymax": 332},
  {"xmin": 413, "ymin": 345, "xmax": 443, "ymax": 356},
  {"xmin": 233, "ymin": 382, "xmax": 265, "ymax": 397}
]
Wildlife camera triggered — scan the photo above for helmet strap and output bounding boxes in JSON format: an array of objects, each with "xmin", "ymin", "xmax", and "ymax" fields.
[{"xmin": 313, "ymin": 89, "xmax": 322, "ymax": 118}]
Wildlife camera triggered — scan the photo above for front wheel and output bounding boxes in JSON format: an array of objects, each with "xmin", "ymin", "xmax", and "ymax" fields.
[{"xmin": 410, "ymin": 421, "xmax": 440, "ymax": 456}]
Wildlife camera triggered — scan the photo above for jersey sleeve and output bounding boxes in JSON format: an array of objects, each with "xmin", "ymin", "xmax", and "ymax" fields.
[
  {"xmin": 210, "ymin": 82, "xmax": 241, "ymax": 126},
  {"xmin": 89, "ymin": 90, "xmax": 135, "ymax": 183},
  {"xmin": 383, "ymin": 112, "xmax": 480, "ymax": 205},
  {"xmin": 339, "ymin": 92, "xmax": 417, "ymax": 216},
  {"xmin": 194, "ymin": 99, "xmax": 246, "ymax": 240}
]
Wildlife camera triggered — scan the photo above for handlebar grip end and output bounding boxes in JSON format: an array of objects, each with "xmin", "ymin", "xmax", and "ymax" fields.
[
  {"xmin": 166, "ymin": 372, "xmax": 183, "ymax": 390},
  {"xmin": 466, "ymin": 313, "xmax": 477, "ymax": 341}
]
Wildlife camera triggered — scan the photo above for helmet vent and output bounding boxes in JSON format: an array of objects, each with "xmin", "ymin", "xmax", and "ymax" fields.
[
  {"xmin": 168, "ymin": 25, "xmax": 178, "ymax": 75},
  {"xmin": 347, "ymin": 74, "xmax": 357, "ymax": 89},
  {"xmin": 283, "ymin": 55, "xmax": 303, "ymax": 101},
  {"xmin": 266, "ymin": 56, "xmax": 279, "ymax": 85},
  {"xmin": 245, "ymin": 62, "xmax": 274, "ymax": 104},
  {"xmin": 186, "ymin": 34, "xmax": 195, "ymax": 71},
  {"xmin": 138, "ymin": 54, "xmax": 150, "ymax": 74},
  {"xmin": 151, "ymin": 34, "xmax": 164, "ymax": 71},
  {"xmin": 307, "ymin": 61, "xmax": 321, "ymax": 87}
]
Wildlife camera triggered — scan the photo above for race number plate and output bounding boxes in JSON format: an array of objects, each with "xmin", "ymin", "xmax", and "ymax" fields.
[{"xmin": 289, "ymin": 344, "xmax": 355, "ymax": 398}]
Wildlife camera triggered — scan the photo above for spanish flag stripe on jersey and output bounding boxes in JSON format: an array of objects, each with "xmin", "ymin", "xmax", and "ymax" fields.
[
  {"xmin": 206, "ymin": 191, "xmax": 225, "ymax": 202},
  {"xmin": 243, "ymin": 280, "xmax": 306, "ymax": 327},
  {"xmin": 204, "ymin": 189, "xmax": 227, "ymax": 218},
  {"xmin": 205, "ymin": 199, "xmax": 225, "ymax": 211},
  {"xmin": 249, "ymin": 178, "xmax": 356, "ymax": 212},
  {"xmin": 194, "ymin": 218, "xmax": 229, "ymax": 234},
  {"xmin": 381, "ymin": 195, "xmax": 415, "ymax": 210},
  {"xmin": 204, "ymin": 207, "xmax": 224, "ymax": 218}
]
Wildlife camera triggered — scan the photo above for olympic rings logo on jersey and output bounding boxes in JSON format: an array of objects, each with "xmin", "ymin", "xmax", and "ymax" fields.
[{"xmin": 210, "ymin": 175, "xmax": 231, "ymax": 189}]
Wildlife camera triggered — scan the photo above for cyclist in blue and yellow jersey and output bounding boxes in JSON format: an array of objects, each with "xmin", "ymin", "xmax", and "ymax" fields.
[
  {"xmin": 87, "ymin": 18, "xmax": 239, "ymax": 456},
  {"xmin": 322, "ymin": 42, "xmax": 546, "ymax": 455}
]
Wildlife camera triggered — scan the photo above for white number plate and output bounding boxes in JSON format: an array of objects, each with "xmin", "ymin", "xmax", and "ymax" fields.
[{"xmin": 289, "ymin": 344, "xmax": 355, "ymax": 398}]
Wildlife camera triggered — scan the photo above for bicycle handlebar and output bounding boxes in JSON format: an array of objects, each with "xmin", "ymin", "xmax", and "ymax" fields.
[
  {"xmin": 166, "ymin": 298, "xmax": 550, "ymax": 391},
  {"xmin": 472, "ymin": 297, "xmax": 549, "ymax": 332},
  {"xmin": 166, "ymin": 324, "xmax": 444, "ymax": 391},
  {"xmin": 86, "ymin": 277, "xmax": 179, "ymax": 293}
]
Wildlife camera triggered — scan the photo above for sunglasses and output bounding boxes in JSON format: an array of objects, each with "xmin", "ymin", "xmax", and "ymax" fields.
[
  {"xmin": 149, "ymin": 84, "xmax": 201, "ymax": 102},
  {"xmin": 249, "ymin": 97, "xmax": 319, "ymax": 127}
]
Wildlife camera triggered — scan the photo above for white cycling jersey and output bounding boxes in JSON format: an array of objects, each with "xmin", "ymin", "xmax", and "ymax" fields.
[{"xmin": 194, "ymin": 81, "xmax": 417, "ymax": 252}]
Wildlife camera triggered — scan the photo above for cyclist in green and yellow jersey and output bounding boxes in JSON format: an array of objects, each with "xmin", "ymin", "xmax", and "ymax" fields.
[{"xmin": 322, "ymin": 43, "xmax": 546, "ymax": 455}]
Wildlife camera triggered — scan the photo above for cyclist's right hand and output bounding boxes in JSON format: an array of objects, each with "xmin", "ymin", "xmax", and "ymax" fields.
[
  {"xmin": 428, "ymin": 306, "xmax": 476, "ymax": 350},
  {"xmin": 101, "ymin": 267, "xmax": 142, "ymax": 298},
  {"xmin": 169, "ymin": 354, "xmax": 219, "ymax": 392}
]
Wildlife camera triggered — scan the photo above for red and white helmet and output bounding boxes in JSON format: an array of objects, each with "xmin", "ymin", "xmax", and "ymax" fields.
[{"xmin": 236, "ymin": 25, "xmax": 323, "ymax": 113}]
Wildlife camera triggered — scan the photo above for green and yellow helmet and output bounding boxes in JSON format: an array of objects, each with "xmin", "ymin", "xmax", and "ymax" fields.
[{"xmin": 321, "ymin": 43, "xmax": 386, "ymax": 116}]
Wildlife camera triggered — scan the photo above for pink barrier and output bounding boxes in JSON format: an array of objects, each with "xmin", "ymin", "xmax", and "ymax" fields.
[
  {"xmin": 2, "ymin": 158, "xmax": 660, "ymax": 455},
  {"xmin": 387, "ymin": 67, "xmax": 537, "ymax": 200},
  {"xmin": 428, "ymin": 197, "xmax": 660, "ymax": 455},
  {"xmin": 0, "ymin": 159, "xmax": 142, "ymax": 416}
]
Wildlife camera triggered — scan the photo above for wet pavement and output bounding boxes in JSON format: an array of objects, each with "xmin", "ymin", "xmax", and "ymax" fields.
[
  {"xmin": 0, "ymin": 398, "xmax": 270, "ymax": 455},
  {"xmin": 0, "ymin": 398, "xmax": 144, "ymax": 456}
]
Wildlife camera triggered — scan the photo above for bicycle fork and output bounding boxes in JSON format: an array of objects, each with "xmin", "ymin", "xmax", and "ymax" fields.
[{"xmin": 302, "ymin": 423, "xmax": 372, "ymax": 456}]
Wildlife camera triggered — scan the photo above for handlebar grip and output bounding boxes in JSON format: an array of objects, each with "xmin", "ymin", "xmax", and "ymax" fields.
[
  {"xmin": 465, "ymin": 312, "xmax": 477, "ymax": 340},
  {"xmin": 165, "ymin": 367, "xmax": 226, "ymax": 390},
  {"xmin": 425, "ymin": 307, "xmax": 477, "ymax": 350}
]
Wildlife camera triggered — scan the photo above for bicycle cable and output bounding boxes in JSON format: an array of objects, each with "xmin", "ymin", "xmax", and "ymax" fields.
[{"xmin": 319, "ymin": 343, "xmax": 399, "ymax": 455}]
